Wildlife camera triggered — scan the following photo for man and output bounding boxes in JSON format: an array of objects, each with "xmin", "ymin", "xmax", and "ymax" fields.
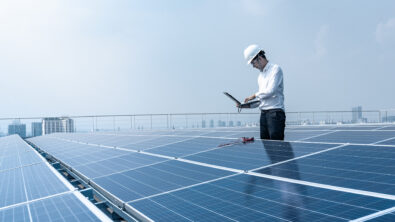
[{"xmin": 242, "ymin": 44, "xmax": 286, "ymax": 140}]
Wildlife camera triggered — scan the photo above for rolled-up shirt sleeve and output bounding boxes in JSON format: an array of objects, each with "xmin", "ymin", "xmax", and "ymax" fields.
[{"xmin": 255, "ymin": 66, "xmax": 283, "ymax": 100}]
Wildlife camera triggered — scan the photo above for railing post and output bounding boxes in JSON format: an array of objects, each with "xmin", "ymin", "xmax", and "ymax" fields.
[
  {"xmin": 378, "ymin": 111, "xmax": 381, "ymax": 123},
  {"xmin": 113, "ymin": 116, "xmax": 116, "ymax": 131}
]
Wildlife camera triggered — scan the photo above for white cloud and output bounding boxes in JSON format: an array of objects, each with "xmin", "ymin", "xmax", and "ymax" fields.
[
  {"xmin": 376, "ymin": 18, "xmax": 395, "ymax": 46},
  {"xmin": 314, "ymin": 25, "xmax": 329, "ymax": 58}
]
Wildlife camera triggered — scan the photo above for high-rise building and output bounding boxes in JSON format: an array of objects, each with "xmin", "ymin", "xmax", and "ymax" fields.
[
  {"xmin": 352, "ymin": 106, "xmax": 363, "ymax": 123},
  {"xmin": 42, "ymin": 117, "xmax": 74, "ymax": 135},
  {"xmin": 31, "ymin": 122, "xmax": 43, "ymax": 137},
  {"xmin": 8, "ymin": 121, "xmax": 26, "ymax": 138}
]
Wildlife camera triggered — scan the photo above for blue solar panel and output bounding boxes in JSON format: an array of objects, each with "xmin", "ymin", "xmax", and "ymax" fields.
[
  {"xmin": 377, "ymin": 138, "xmax": 395, "ymax": 145},
  {"xmin": 184, "ymin": 141, "xmax": 337, "ymax": 170},
  {"xmin": 286, "ymin": 126, "xmax": 336, "ymax": 130},
  {"xmin": 331, "ymin": 126, "xmax": 383, "ymax": 130},
  {"xmin": 378, "ymin": 126, "xmax": 395, "ymax": 130},
  {"xmin": 26, "ymin": 127, "xmax": 395, "ymax": 221},
  {"xmin": 0, "ymin": 155, "xmax": 20, "ymax": 171},
  {"xmin": 128, "ymin": 174, "xmax": 395, "ymax": 221},
  {"xmin": 284, "ymin": 130, "xmax": 334, "ymax": 141},
  {"xmin": 93, "ymin": 160, "xmax": 234, "ymax": 202},
  {"xmin": 19, "ymin": 151, "xmax": 42, "ymax": 166},
  {"xmin": 0, "ymin": 135, "xmax": 110, "ymax": 221},
  {"xmin": 200, "ymin": 131, "xmax": 241, "ymax": 138},
  {"xmin": 0, "ymin": 168, "xmax": 26, "ymax": 208},
  {"xmin": 23, "ymin": 163, "xmax": 70, "ymax": 200},
  {"xmin": 122, "ymin": 136, "xmax": 192, "ymax": 150},
  {"xmin": 75, "ymin": 152, "xmax": 166, "ymax": 178},
  {"xmin": 305, "ymin": 131, "xmax": 395, "ymax": 144},
  {"xmin": 370, "ymin": 212, "xmax": 395, "ymax": 221},
  {"xmin": 0, "ymin": 204, "xmax": 29, "ymax": 222},
  {"xmin": 29, "ymin": 193, "xmax": 101, "ymax": 221},
  {"xmin": 255, "ymin": 144, "xmax": 395, "ymax": 195},
  {"xmin": 147, "ymin": 137, "xmax": 236, "ymax": 157}
]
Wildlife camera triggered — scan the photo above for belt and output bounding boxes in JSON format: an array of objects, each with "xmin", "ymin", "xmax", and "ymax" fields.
[{"xmin": 261, "ymin": 108, "xmax": 284, "ymax": 113}]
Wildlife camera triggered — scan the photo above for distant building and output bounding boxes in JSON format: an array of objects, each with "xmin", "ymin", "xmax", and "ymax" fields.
[
  {"xmin": 210, "ymin": 120, "xmax": 214, "ymax": 128},
  {"xmin": 352, "ymin": 106, "xmax": 363, "ymax": 123},
  {"xmin": 31, "ymin": 122, "xmax": 43, "ymax": 137},
  {"xmin": 201, "ymin": 120, "xmax": 206, "ymax": 128},
  {"xmin": 236, "ymin": 121, "xmax": 241, "ymax": 127},
  {"xmin": 382, "ymin": 116, "xmax": 395, "ymax": 123},
  {"xmin": 8, "ymin": 121, "xmax": 26, "ymax": 138},
  {"xmin": 42, "ymin": 117, "xmax": 74, "ymax": 135},
  {"xmin": 228, "ymin": 121, "xmax": 234, "ymax": 127}
]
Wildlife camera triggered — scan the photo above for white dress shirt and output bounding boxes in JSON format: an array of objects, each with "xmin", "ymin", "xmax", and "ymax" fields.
[{"xmin": 255, "ymin": 63, "xmax": 285, "ymax": 111}]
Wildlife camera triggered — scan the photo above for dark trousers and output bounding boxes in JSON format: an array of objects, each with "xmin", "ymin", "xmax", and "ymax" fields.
[{"xmin": 260, "ymin": 109, "xmax": 286, "ymax": 140}]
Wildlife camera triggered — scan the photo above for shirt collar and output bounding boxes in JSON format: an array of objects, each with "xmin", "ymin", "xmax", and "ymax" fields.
[{"xmin": 262, "ymin": 62, "xmax": 271, "ymax": 73}]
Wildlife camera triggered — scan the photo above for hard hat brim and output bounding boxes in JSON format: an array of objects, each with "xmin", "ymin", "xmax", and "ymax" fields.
[{"xmin": 246, "ymin": 51, "xmax": 259, "ymax": 65}]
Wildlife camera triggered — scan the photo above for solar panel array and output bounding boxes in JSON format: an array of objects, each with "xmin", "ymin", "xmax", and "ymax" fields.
[
  {"xmin": 23, "ymin": 124, "xmax": 395, "ymax": 221},
  {"xmin": 0, "ymin": 135, "xmax": 110, "ymax": 222}
]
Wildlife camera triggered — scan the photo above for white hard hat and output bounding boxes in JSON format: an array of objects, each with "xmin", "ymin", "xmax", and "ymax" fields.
[{"xmin": 244, "ymin": 44, "xmax": 262, "ymax": 64}]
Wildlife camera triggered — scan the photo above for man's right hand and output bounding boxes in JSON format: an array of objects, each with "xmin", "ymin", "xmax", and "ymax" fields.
[{"xmin": 244, "ymin": 94, "xmax": 256, "ymax": 103}]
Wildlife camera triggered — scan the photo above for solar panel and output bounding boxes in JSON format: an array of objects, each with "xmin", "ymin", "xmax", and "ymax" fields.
[
  {"xmin": 305, "ymin": 130, "xmax": 395, "ymax": 144},
  {"xmin": 121, "ymin": 136, "xmax": 193, "ymax": 150},
  {"xmin": 0, "ymin": 168, "xmax": 26, "ymax": 208},
  {"xmin": 378, "ymin": 126, "xmax": 395, "ymax": 130},
  {"xmin": 184, "ymin": 141, "xmax": 338, "ymax": 171},
  {"xmin": 0, "ymin": 204, "xmax": 29, "ymax": 222},
  {"xmin": 147, "ymin": 137, "xmax": 236, "ymax": 157},
  {"xmin": 254, "ymin": 144, "xmax": 395, "ymax": 195},
  {"xmin": 29, "ymin": 193, "xmax": 103, "ymax": 221},
  {"xmin": 376, "ymin": 138, "xmax": 395, "ymax": 145},
  {"xmin": 0, "ymin": 135, "xmax": 110, "ymax": 221},
  {"xmin": 26, "ymin": 125, "xmax": 395, "ymax": 221},
  {"xmin": 75, "ymin": 152, "xmax": 166, "ymax": 178},
  {"xmin": 128, "ymin": 174, "xmax": 395, "ymax": 221},
  {"xmin": 92, "ymin": 160, "xmax": 234, "ymax": 202}
]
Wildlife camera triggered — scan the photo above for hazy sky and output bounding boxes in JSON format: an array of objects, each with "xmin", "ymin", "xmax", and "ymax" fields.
[{"xmin": 1, "ymin": 0, "xmax": 395, "ymax": 117}]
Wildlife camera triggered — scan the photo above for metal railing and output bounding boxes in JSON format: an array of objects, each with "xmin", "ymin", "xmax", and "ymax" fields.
[{"xmin": 1, "ymin": 109, "xmax": 395, "ymax": 138}]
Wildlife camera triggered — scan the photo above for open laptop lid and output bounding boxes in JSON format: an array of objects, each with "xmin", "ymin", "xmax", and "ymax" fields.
[{"xmin": 223, "ymin": 92, "xmax": 241, "ymax": 105}]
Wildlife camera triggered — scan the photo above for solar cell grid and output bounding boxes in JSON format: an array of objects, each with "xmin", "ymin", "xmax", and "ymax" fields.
[
  {"xmin": 305, "ymin": 130, "xmax": 395, "ymax": 144},
  {"xmin": 25, "ymin": 125, "xmax": 395, "ymax": 221},
  {"xmin": 122, "ymin": 136, "xmax": 193, "ymax": 150},
  {"xmin": 147, "ymin": 137, "xmax": 236, "ymax": 157},
  {"xmin": 92, "ymin": 160, "xmax": 234, "ymax": 202},
  {"xmin": 254, "ymin": 144, "xmax": 395, "ymax": 195},
  {"xmin": 0, "ymin": 204, "xmax": 29, "ymax": 222},
  {"xmin": 184, "ymin": 141, "xmax": 338, "ymax": 171},
  {"xmin": 29, "ymin": 193, "xmax": 102, "ymax": 222},
  {"xmin": 0, "ymin": 135, "xmax": 110, "ymax": 222},
  {"xmin": 129, "ymin": 174, "xmax": 395, "ymax": 222},
  {"xmin": 75, "ymin": 152, "xmax": 166, "ymax": 178}
]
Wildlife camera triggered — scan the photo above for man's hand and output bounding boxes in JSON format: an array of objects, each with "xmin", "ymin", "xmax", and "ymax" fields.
[{"xmin": 244, "ymin": 94, "xmax": 256, "ymax": 103}]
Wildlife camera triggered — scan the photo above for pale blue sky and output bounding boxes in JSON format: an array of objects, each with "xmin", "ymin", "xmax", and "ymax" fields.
[{"xmin": 1, "ymin": 0, "xmax": 395, "ymax": 117}]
